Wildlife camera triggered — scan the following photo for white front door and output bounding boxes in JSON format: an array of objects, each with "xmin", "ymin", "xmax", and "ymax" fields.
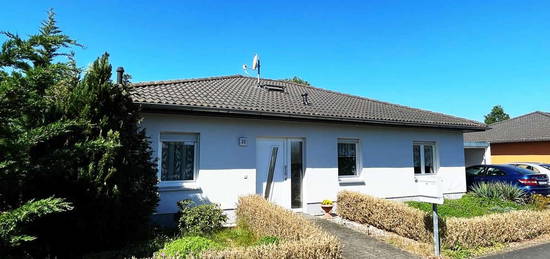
[{"xmin": 256, "ymin": 138, "xmax": 304, "ymax": 209}]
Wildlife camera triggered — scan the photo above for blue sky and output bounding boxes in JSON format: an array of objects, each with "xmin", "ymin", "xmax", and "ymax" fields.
[{"xmin": 2, "ymin": 1, "xmax": 550, "ymax": 122}]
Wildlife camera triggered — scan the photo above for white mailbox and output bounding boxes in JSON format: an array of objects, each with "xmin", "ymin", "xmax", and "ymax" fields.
[{"xmin": 413, "ymin": 176, "xmax": 444, "ymax": 204}]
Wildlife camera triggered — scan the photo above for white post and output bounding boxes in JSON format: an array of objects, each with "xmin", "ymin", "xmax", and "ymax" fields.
[{"xmin": 433, "ymin": 203, "xmax": 440, "ymax": 257}]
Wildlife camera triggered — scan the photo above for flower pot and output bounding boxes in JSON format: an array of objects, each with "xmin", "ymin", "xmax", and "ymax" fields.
[{"xmin": 321, "ymin": 205, "xmax": 333, "ymax": 218}]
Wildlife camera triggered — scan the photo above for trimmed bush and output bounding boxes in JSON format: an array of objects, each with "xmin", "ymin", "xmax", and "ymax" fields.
[
  {"xmin": 444, "ymin": 210, "xmax": 550, "ymax": 248},
  {"xmin": 203, "ymin": 195, "xmax": 342, "ymax": 259},
  {"xmin": 337, "ymin": 190, "xmax": 432, "ymax": 242},
  {"xmin": 235, "ymin": 195, "xmax": 324, "ymax": 241},
  {"xmin": 339, "ymin": 191, "xmax": 550, "ymax": 249},
  {"xmin": 177, "ymin": 200, "xmax": 227, "ymax": 236},
  {"xmin": 530, "ymin": 194, "xmax": 550, "ymax": 210},
  {"xmin": 471, "ymin": 182, "xmax": 527, "ymax": 204}
]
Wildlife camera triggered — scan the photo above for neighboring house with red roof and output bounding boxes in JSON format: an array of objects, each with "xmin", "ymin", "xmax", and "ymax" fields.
[
  {"xmin": 131, "ymin": 75, "xmax": 487, "ymax": 221},
  {"xmin": 464, "ymin": 111, "xmax": 550, "ymax": 166}
]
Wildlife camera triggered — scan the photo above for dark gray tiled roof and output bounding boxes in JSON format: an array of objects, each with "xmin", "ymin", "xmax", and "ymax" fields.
[
  {"xmin": 131, "ymin": 75, "xmax": 486, "ymax": 130},
  {"xmin": 465, "ymin": 111, "xmax": 550, "ymax": 143}
]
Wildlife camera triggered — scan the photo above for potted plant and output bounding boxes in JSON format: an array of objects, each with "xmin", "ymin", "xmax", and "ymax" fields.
[{"xmin": 321, "ymin": 200, "xmax": 334, "ymax": 218}]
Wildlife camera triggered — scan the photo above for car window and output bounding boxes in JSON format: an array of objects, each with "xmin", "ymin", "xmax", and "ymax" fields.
[
  {"xmin": 541, "ymin": 164, "xmax": 550, "ymax": 170},
  {"xmin": 515, "ymin": 164, "xmax": 541, "ymax": 173},
  {"xmin": 516, "ymin": 164, "xmax": 528, "ymax": 169},
  {"xmin": 513, "ymin": 166, "xmax": 539, "ymax": 175},
  {"xmin": 466, "ymin": 166, "xmax": 485, "ymax": 176},
  {"xmin": 486, "ymin": 167, "xmax": 506, "ymax": 176}
]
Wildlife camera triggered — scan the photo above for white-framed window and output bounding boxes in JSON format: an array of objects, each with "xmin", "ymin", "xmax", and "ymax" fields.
[
  {"xmin": 413, "ymin": 142, "xmax": 437, "ymax": 174},
  {"xmin": 159, "ymin": 133, "xmax": 199, "ymax": 182},
  {"xmin": 337, "ymin": 139, "xmax": 360, "ymax": 177}
]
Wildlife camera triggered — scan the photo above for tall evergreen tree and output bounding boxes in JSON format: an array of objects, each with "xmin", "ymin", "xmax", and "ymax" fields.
[
  {"xmin": 0, "ymin": 10, "xmax": 158, "ymax": 257},
  {"xmin": 484, "ymin": 105, "xmax": 510, "ymax": 124}
]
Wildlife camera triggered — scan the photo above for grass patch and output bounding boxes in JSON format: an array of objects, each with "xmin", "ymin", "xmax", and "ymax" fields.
[
  {"xmin": 208, "ymin": 226, "xmax": 258, "ymax": 247},
  {"xmin": 443, "ymin": 243, "xmax": 506, "ymax": 259},
  {"xmin": 406, "ymin": 194, "xmax": 534, "ymax": 218},
  {"xmin": 156, "ymin": 236, "xmax": 220, "ymax": 257},
  {"xmin": 154, "ymin": 226, "xmax": 280, "ymax": 257}
]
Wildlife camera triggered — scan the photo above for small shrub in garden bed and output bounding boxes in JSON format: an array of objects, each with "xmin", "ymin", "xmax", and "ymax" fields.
[{"xmin": 176, "ymin": 200, "xmax": 227, "ymax": 236}]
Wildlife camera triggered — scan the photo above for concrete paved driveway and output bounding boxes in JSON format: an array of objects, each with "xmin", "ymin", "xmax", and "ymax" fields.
[
  {"xmin": 481, "ymin": 243, "xmax": 550, "ymax": 259},
  {"xmin": 307, "ymin": 216, "xmax": 419, "ymax": 259}
]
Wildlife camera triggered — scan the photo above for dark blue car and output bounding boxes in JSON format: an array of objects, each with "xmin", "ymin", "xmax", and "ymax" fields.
[{"xmin": 466, "ymin": 165, "xmax": 550, "ymax": 195}]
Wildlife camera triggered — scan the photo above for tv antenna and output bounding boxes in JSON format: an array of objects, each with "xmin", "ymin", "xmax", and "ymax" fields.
[{"xmin": 242, "ymin": 54, "xmax": 261, "ymax": 86}]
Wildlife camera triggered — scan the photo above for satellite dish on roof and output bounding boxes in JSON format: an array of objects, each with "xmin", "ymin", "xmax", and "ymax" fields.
[
  {"xmin": 252, "ymin": 54, "xmax": 260, "ymax": 70},
  {"xmin": 242, "ymin": 54, "xmax": 261, "ymax": 86}
]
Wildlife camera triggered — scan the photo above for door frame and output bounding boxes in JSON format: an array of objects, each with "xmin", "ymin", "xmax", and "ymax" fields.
[{"xmin": 256, "ymin": 137, "xmax": 306, "ymax": 211}]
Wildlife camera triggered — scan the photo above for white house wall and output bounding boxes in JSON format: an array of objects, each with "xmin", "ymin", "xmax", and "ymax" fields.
[{"xmin": 142, "ymin": 113, "xmax": 467, "ymax": 216}]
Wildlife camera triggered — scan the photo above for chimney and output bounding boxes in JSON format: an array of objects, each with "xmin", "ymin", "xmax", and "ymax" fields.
[
  {"xmin": 301, "ymin": 93, "xmax": 310, "ymax": 105},
  {"xmin": 116, "ymin": 67, "xmax": 125, "ymax": 84}
]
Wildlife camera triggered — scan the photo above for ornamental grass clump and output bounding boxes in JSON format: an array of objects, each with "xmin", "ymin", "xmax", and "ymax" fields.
[{"xmin": 471, "ymin": 182, "xmax": 527, "ymax": 204}]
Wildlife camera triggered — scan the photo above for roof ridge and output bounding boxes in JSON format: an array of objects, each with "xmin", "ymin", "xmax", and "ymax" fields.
[
  {"xmin": 131, "ymin": 75, "xmax": 244, "ymax": 87},
  {"xmin": 245, "ymin": 76, "xmax": 485, "ymax": 126},
  {"xmin": 535, "ymin": 111, "xmax": 550, "ymax": 118},
  {"xmin": 488, "ymin": 111, "xmax": 548, "ymax": 126}
]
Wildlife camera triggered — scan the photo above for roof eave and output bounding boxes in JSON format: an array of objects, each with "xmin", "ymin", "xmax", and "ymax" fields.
[{"xmin": 137, "ymin": 102, "xmax": 489, "ymax": 131}]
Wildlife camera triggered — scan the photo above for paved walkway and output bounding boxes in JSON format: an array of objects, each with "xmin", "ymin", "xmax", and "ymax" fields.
[
  {"xmin": 306, "ymin": 216, "xmax": 419, "ymax": 259},
  {"xmin": 481, "ymin": 243, "xmax": 550, "ymax": 259}
]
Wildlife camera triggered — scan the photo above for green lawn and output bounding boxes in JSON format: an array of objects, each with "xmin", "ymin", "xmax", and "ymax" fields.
[
  {"xmin": 86, "ymin": 226, "xmax": 280, "ymax": 258},
  {"xmin": 208, "ymin": 227, "xmax": 260, "ymax": 247},
  {"xmin": 155, "ymin": 226, "xmax": 279, "ymax": 257},
  {"xmin": 406, "ymin": 194, "xmax": 535, "ymax": 218}
]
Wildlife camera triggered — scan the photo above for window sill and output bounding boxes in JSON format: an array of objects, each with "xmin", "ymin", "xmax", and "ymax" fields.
[
  {"xmin": 158, "ymin": 182, "xmax": 200, "ymax": 192},
  {"xmin": 339, "ymin": 177, "xmax": 365, "ymax": 186},
  {"xmin": 414, "ymin": 173, "xmax": 438, "ymax": 177}
]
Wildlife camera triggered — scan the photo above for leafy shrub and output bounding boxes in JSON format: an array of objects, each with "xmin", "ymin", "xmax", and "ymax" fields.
[
  {"xmin": 471, "ymin": 182, "xmax": 527, "ymax": 204},
  {"xmin": 255, "ymin": 236, "xmax": 280, "ymax": 246},
  {"xmin": 0, "ymin": 198, "xmax": 72, "ymax": 255},
  {"xmin": 1, "ymin": 11, "xmax": 159, "ymax": 257},
  {"xmin": 338, "ymin": 190, "xmax": 432, "ymax": 242},
  {"xmin": 155, "ymin": 236, "xmax": 219, "ymax": 258},
  {"xmin": 177, "ymin": 200, "xmax": 227, "ymax": 236}
]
